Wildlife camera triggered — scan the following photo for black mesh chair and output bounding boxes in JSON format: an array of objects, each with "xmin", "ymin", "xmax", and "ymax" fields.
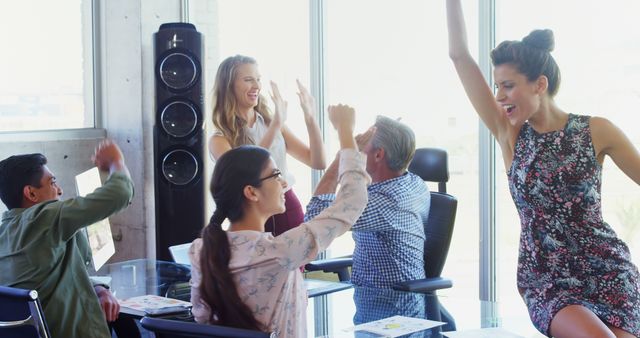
[
  {"xmin": 0, "ymin": 285, "xmax": 51, "ymax": 338},
  {"xmin": 140, "ymin": 316, "xmax": 274, "ymax": 338},
  {"xmin": 305, "ymin": 148, "xmax": 458, "ymax": 330}
]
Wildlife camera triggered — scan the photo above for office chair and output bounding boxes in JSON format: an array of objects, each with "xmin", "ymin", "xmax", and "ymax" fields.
[
  {"xmin": 305, "ymin": 148, "xmax": 458, "ymax": 330},
  {"xmin": 0, "ymin": 285, "xmax": 51, "ymax": 338},
  {"xmin": 140, "ymin": 316, "xmax": 274, "ymax": 338}
]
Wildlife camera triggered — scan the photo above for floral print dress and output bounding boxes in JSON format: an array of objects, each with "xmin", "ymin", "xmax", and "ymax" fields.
[{"xmin": 508, "ymin": 114, "xmax": 640, "ymax": 336}]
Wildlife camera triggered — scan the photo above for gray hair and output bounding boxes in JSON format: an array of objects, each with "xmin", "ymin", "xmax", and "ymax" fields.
[{"xmin": 370, "ymin": 116, "xmax": 416, "ymax": 171}]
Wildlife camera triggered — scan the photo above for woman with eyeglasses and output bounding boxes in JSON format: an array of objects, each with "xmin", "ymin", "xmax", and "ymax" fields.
[
  {"xmin": 189, "ymin": 104, "xmax": 369, "ymax": 337},
  {"xmin": 209, "ymin": 55, "xmax": 326, "ymax": 236}
]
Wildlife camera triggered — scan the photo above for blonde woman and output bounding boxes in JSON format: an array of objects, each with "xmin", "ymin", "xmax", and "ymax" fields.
[{"xmin": 209, "ymin": 55, "xmax": 326, "ymax": 236}]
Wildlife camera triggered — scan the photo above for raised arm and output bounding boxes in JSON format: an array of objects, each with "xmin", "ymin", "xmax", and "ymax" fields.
[
  {"xmin": 55, "ymin": 140, "xmax": 134, "ymax": 241},
  {"xmin": 273, "ymin": 104, "xmax": 368, "ymax": 269},
  {"xmin": 282, "ymin": 80, "xmax": 327, "ymax": 169},
  {"xmin": 92, "ymin": 139, "xmax": 130, "ymax": 178},
  {"xmin": 447, "ymin": 0, "xmax": 510, "ymax": 143},
  {"xmin": 256, "ymin": 81, "xmax": 287, "ymax": 151}
]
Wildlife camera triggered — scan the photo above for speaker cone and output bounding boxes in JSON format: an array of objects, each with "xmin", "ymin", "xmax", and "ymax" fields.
[
  {"xmin": 159, "ymin": 52, "xmax": 197, "ymax": 90},
  {"xmin": 161, "ymin": 149, "xmax": 199, "ymax": 185},
  {"xmin": 160, "ymin": 101, "xmax": 198, "ymax": 138}
]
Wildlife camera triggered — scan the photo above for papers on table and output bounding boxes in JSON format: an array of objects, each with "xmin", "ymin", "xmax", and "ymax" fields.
[
  {"xmin": 119, "ymin": 295, "xmax": 191, "ymax": 316},
  {"xmin": 342, "ymin": 315, "xmax": 446, "ymax": 337},
  {"xmin": 442, "ymin": 328, "xmax": 525, "ymax": 338}
]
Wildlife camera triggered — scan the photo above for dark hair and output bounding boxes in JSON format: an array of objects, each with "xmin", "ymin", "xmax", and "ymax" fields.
[
  {"xmin": 0, "ymin": 154, "xmax": 47, "ymax": 209},
  {"xmin": 490, "ymin": 29, "xmax": 561, "ymax": 97},
  {"xmin": 199, "ymin": 145, "xmax": 271, "ymax": 330}
]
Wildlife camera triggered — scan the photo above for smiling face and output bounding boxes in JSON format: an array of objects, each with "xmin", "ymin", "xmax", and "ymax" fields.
[
  {"xmin": 232, "ymin": 63, "xmax": 261, "ymax": 112},
  {"xmin": 26, "ymin": 165, "xmax": 63, "ymax": 205},
  {"xmin": 494, "ymin": 64, "xmax": 544, "ymax": 126},
  {"xmin": 254, "ymin": 159, "xmax": 287, "ymax": 216}
]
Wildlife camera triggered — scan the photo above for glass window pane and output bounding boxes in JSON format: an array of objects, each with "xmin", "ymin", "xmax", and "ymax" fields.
[
  {"xmin": 213, "ymin": 0, "xmax": 311, "ymax": 202},
  {"xmin": 0, "ymin": 1, "xmax": 94, "ymax": 132},
  {"xmin": 325, "ymin": 0, "xmax": 480, "ymax": 304},
  {"xmin": 496, "ymin": 0, "xmax": 640, "ymax": 333}
]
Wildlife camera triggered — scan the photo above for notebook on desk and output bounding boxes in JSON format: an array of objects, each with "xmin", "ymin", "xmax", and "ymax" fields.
[{"xmin": 75, "ymin": 167, "xmax": 116, "ymax": 271}]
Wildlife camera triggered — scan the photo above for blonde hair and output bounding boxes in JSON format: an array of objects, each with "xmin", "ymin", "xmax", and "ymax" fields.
[{"xmin": 211, "ymin": 55, "xmax": 272, "ymax": 147}]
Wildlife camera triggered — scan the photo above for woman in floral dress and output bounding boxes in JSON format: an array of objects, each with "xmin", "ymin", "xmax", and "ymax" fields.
[{"xmin": 447, "ymin": 0, "xmax": 640, "ymax": 337}]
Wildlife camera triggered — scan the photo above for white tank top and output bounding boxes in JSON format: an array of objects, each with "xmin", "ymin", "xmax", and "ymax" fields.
[{"xmin": 212, "ymin": 112, "xmax": 295, "ymax": 189}]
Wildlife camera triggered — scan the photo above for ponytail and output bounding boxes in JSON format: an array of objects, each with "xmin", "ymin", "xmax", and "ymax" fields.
[{"xmin": 198, "ymin": 210, "xmax": 264, "ymax": 331}]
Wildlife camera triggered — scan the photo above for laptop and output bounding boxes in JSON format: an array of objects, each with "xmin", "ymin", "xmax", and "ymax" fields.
[
  {"xmin": 75, "ymin": 167, "xmax": 116, "ymax": 271},
  {"xmin": 168, "ymin": 243, "xmax": 192, "ymax": 266}
]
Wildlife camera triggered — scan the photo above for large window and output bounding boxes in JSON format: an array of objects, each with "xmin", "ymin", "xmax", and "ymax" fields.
[
  {"xmin": 495, "ymin": 0, "xmax": 640, "ymax": 333},
  {"xmin": 323, "ymin": 0, "xmax": 480, "ymax": 319},
  {"xmin": 210, "ymin": 1, "xmax": 640, "ymax": 333},
  {"xmin": 213, "ymin": 0, "xmax": 312, "ymax": 204},
  {"xmin": 0, "ymin": 1, "xmax": 95, "ymax": 132}
]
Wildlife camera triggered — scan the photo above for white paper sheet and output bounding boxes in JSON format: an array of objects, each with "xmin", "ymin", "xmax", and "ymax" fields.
[{"xmin": 342, "ymin": 315, "xmax": 446, "ymax": 337}]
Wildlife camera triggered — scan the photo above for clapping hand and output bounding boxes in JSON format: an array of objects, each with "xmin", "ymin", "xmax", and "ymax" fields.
[
  {"xmin": 296, "ymin": 79, "xmax": 316, "ymax": 121},
  {"xmin": 269, "ymin": 81, "xmax": 288, "ymax": 128}
]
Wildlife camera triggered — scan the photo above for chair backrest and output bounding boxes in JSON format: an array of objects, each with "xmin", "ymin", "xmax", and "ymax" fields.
[
  {"xmin": 408, "ymin": 148, "xmax": 449, "ymax": 193},
  {"xmin": 140, "ymin": 316, "xmax": 274, "ymax": 338},
  {"xmin": 408, "ymin": 148, "xmax": 458, "ymax": 278},
  {"xmin": 0, "ymin": 285, "xmax": 51, "ymax": 338},
  {"xmin": 423, "ymin": 192, "xmax": 457, "ymax": 278}
]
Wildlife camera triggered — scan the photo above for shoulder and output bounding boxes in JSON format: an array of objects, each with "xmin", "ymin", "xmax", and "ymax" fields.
[
  {"xmin": 208, "ymin": 134, "xmax": 232, "ymax": 160},
  {"xmin": 589, "ymin": 115, "xmax": 613, "ymax": 132},
  {"xmin": 188, "ymin": 238, "xmax": 203, "ymax": 266},
  {"xmin": 22, "ymin": 200, "xmax": 62, "ymax": 221},
  {"xmin": 589, "ymin": 115, "xmax": 618, "ymax": 144}
]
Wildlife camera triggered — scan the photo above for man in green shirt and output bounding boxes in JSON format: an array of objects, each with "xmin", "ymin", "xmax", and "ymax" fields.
[{"xmin": 0, "ymin": 140, "xmax": 134, "ymax": 338}]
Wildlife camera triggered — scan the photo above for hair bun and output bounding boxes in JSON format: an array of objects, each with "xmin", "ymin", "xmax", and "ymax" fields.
[{"xmin": 522, "ymin": 29, "xmax": 555, "ymax": 52}]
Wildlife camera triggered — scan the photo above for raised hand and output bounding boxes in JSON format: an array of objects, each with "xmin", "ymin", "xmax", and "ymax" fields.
[
  {"xmin": 328, "ymin": 104, "xmax": 357, "ymax": 151},
  {"xmin": 328, "ymin": 104, "xmax": 355, "ymax": 133},
  {"xmin": 92, "ymin": 139, "xmax": 124, "ymax": 172},
  {"xmin": 296, "ymin": 79, "xmax": 316, "ymax": 120},
  {"xmin": 269, "ymin": 81, "xmax": 288, "ymax": 128}
]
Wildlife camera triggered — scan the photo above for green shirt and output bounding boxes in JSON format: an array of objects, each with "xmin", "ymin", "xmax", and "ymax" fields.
[{"xmin": 0, "ymin": 172, "xmax": 134, "ymax": 338}]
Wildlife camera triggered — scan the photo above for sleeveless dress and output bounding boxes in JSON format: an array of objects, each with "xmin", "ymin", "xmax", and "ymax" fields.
[{"xmin": 508, "ymin": 113, "xmax": 640, "ymax": 336}]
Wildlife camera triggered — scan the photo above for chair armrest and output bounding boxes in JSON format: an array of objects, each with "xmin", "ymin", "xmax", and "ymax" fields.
[
  {"xmin": 392, "ymin": 277, "xmax": 453, "ymax": 293},
  {"xmin": 306, "ymin": 257, "xmax": 353, "ymax": 272},
  {"xmin": 305, "ymin": 257, "xmax": 353, "ymax": 282}
]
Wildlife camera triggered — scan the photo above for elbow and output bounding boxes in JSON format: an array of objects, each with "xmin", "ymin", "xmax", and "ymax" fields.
[
  {"xmin": 448, "ymin": 51, "xmax": 462, "ymax": 63},
  {"xmin": 311, "ymin": 160, "xmax": 327, "ymax": 170}
]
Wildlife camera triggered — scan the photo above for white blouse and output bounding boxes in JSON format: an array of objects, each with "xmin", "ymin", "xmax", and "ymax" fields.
[{"xmin": 212, "ymin": 112, "xmax": 294, "ymax": 188}]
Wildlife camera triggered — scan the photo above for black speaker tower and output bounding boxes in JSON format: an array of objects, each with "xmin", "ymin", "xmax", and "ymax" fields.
[{"xmin": 153, "ymin": 23, "xmax": 205, "ymax": 261}]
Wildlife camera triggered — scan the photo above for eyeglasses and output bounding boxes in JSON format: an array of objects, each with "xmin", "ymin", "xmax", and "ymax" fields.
[{"xmin": 258, "ymin": 169, "xmax": 283, "ymax": 182}]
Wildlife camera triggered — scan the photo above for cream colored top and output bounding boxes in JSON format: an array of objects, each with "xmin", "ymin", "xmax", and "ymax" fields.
[
  {"xmin": 189, "ymin": 149, "xmax": 369, "ymax": 337},
  {"xmin": 212, "ymin": 112, "xmax": 294, "ymax": 187}
]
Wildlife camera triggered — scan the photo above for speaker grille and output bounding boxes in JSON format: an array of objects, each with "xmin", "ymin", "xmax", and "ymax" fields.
[
  {"xmin": 160, "ymin": 101, "xmax": 198, "ymax": 138},
  {"xmin": 161, "ymin": 149, "xmax": 199, "ymax": 186},
  {"xmin": 159, "ymin": 52, "xmax": 198, "ymax": 90}
]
